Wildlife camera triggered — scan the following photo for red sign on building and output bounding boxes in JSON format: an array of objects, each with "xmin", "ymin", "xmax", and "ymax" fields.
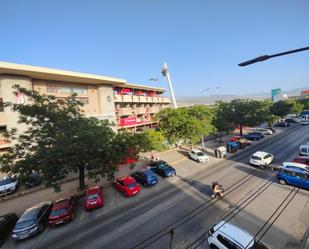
[
  {"xmin": 120, "ymin": 117, "xmax": 137, "ymax": 126},
  {"xmin": 301, "ymin": 90, "xmax": 309, "ymax": 95}
]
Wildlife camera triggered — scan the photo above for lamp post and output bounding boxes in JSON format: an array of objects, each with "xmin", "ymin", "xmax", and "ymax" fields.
[
  {"xmin": 161, "ymin": 62, "xmax": 178, "ymax": 109},
  {"xmin": 238, "ymin": 46, "xmax": 309, "ymax": 66}
]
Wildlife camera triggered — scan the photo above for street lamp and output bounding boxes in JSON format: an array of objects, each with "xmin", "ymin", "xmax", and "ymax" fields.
[
  {"xmin": 161, "ymin": 62, "xmax": 178, "ymax": 109},
  {"xmin": 238, "ymin": 46, "xmax": 309, "ymax": 66}
]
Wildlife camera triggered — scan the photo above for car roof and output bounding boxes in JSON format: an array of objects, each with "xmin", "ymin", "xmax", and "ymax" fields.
[
  {"xmin": 53, "ymin": 197, "xmax": 71, "ymax": 210},
  {"xmin": 281, "ymin": 162, "xmax": 309, "ymax": 171},
  {"xmin": 136, "ymin": 169, "xmax": 154, "ymax": 176},
  {"xmin": 118, "ymin": 176, "xmax": 136, "ymax": 184},
  {"xmin": 252, "ymin": 151, "xmax": 269, "ymax": 157},
  {"xmin": 214, "ymin": 221, "xmax": 254, "ymax": 247},
  {"xmin": 151, "ymin": 160, "xmax": 168, "ymax": 165},
  {"xmin": 294, "ymin": 156, "xmax": 309, "ymax": 160},
  {"xmin": 20, "ymin": 202, "xmax": 51, "ymax": 221},
  {"xmin": 191, "ymin": 148, "xmax": 203, "ymax": 153},
  {"xmin": 87, "ymin": 186, "xmax": 101, "ymax": 194}
]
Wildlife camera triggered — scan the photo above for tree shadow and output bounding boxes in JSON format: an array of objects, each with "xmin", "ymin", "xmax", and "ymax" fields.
[{"xmin": 177, "ymin": 175, "xmax": 213, "ymax": 197}]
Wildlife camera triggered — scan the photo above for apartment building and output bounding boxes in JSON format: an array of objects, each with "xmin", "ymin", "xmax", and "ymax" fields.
[{"xmin": 0, "ymin": 62, "xmax": 170, "ymax": 148}]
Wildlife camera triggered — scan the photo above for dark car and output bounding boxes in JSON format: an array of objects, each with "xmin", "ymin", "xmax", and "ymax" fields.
[
  {"xmin": 131, "ymin": 169, "xmax": 158, "ymax": 186},
  {"xmin": 25, "ymin": 171, "xmax": 42, "ymax": 189},
  {"xmin": 12, "ymin": 202, "xmax": 53, "ymax": 240},
  {"xmin": 0, "ymin": 213, "xmax": 18, "ymax": 246},
  {"xmin": 293, "ymin": 156, "xmax": 309, "ymax": 166},
  {"xmin": 49, "ymin": 196, "xmax": 74, "ymax": 226},
  {"xmin": 285, "ymin": 118, "xmax": 297, "ymax": 124},
  {"xmin": 274, "ymin": 122, "xmax": 290, "ymax": 127},
  {"xmin": 149, "ymin": 160, "xmax": 176, "ymax": 177},
  {"xmin": 244, "ymin": 132, "xmax": 264, "ymax": 141}
]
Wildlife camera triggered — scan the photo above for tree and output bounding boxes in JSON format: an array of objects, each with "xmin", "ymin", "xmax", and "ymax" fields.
[
  {"xmin": 156, "ymin": 105, "xmax": 215, "ymax": 146},
  {"xmin": 269, "ymin": 100, "xmax": 293, "ymax": 118},
  {"xmin": 288, "ymin": 99, "xmax": 303, "ymax": 115},
  {"xmin": 217, "ymin": 99, "xmax": 269, "ymax": 136},
  {"xmin": 0, "ymin": 85, "xmax": 137, "ymax": 191},
  {"xmin": 212, "ymin": 102, "xmax": 236, "ymax": 137},
  {"xmin": 141, "ymin": 129, "xmax": 167, "ymax": 152}
]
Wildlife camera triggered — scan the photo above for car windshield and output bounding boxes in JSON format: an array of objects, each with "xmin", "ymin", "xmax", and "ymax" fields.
[
  {"xmin": 301, "ymin": 148, "xmax": 307, "ymax": 152},
  {"xmin": 197, "ymin": 152, "xmax": 205, "ymax": 156},
  {"xmin": 128, "ymin": 182, "xmax": 137, "ymax": 189},
  {"xmin": 159, "ymin": 163, "xmax": 169, "ymax": 169},
  {"xmin": 50, "ymin": 208, "xmax": 67, "ymax": 217},
  {"xmin": 88, "ymin": 193, "xmax": 99, "ymax": 200},
  {"xmin": 252, "ymin": 156, "xmax": 262, "ymax": 160},
  {"xmin": 0, "ymin": 178, "xmax": 14, "ymax": 186},
  {"xmin": 15, "ymin": 220, "xmax": 35, "ymax": 230}
]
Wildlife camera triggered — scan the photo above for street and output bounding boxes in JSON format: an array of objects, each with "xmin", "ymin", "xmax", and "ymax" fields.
[{"xmin": 2, "ymin": 124, "xmax": 309, "ymax": 249}]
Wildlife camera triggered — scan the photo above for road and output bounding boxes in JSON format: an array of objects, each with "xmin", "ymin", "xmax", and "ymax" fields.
[{"xmin": 3, "ymin": 124, "xmax": 309, "ymax": 249}]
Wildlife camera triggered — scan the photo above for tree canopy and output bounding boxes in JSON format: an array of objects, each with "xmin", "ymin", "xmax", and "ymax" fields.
[
  {"xmin": 0, "ymin": 85, "xmax": 142, "ymax": 191},
  {"xmin": 156, "ymin": 105, "xmax": 215, "ymax": 146}
]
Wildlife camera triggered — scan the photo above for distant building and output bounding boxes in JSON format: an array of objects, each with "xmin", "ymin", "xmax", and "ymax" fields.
[{"xmin": 0, "ymin": 62, "xmax": 170, "ymax": 148}]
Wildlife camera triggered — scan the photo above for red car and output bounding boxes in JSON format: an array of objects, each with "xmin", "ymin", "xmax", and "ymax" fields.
[
  {"xmin": 113, "ymin": 176, "xmax": 141, "ymax": 197},
  {"xmin": 49, "ymin": 196, "xmax": 74, "ymax": 226},
  {"xmin": 85, "ymin": 186, "xmax": 104, "ymax": 211},
  {"xmin": 292, "ymin": 156, "xmax": 309, "ymax": 166}
]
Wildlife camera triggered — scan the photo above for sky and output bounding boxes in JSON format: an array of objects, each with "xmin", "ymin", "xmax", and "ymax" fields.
[{"xmin": 0, "ymin": 0, "xmax": 309, "ymax": 97}]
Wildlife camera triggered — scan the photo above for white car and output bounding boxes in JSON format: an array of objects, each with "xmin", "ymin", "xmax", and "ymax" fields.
[
  {"xmin": 300, "ymin": 120, "xmax": 309, "ymax": 125},
  {"xmin": 299, "ymin": 144, "xmax": 309, "ymax": 156},
  {"xmin": 0, "ymin": 176, "xmax": 18, "ymax": 196},
  {"xmin": 255, "ymin": 128, "xmax": 273, "ymax": 135},
  {"xmin": 188, "ymin": 149, "xmax": 209, "ymax": 163},
  {"xmin": 250, "ymin": 151, "xmax": 274, "ymax": 167},
  {"xmin": 280, "ymin": 162, "xmax": 309, "ymax": 172},
  {"xmin": 208, "ymin": 221, "xmax": 271, "ymax": 249}
]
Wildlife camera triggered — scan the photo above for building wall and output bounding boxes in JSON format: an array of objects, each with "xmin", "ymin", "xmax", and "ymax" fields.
[{"xmin": 0, "ymin": 75, "xmax": 33, "ymax": 133}]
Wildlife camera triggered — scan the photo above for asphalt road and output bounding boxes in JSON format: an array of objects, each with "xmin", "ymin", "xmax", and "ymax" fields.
[{"xmin": 3, "ymin": 124, "xmax": 309, "ymax": 249}]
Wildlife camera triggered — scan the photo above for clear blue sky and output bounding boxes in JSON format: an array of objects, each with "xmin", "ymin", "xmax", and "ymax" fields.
[{"xmin": 1, "ymin": 0, "xmax": 308, "ymax": 97}]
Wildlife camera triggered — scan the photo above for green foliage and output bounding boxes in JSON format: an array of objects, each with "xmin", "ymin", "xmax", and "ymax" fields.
[
  {"xmin": 214, "ymin": 99, "xmax": 270, "ymax": 136},
  {"xmin": 140, "ymin": 129, "xmax": 167, "ymax": 152},
  {"xmin": 157, "ymin": 105, "xmax": 215, "ymax": 146},
  {"xmin": 269, "ymin": 100, "xmax": 293, "ymax": 118},
  {"xmin": 0, "ymin": 85, "xmax": 139, "ymax": 191}
]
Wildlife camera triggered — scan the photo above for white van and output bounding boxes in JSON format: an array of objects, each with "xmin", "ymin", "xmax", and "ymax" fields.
[{"xmin": 299, "ymin": 143, "xmax": 309, "ymax": 156}]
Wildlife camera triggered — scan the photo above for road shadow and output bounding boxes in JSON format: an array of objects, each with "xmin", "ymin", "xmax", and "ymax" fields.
[{"xmin": 177, "ymin": 175, "xmax": 213, "ymax": 197}]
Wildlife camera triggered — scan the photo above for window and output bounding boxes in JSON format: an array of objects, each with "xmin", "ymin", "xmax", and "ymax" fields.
[
  {"xmin": 0, "ymin": 98, "xmax": 3, "ymax": 112},
  {"xmin": 283, "ymin": 170, "xmax": 294, "ymax": 177},
  {"xmin": 61, "ymin": 87, "xmax": 71, "ymax": 94},
  {"xmin": 72, "ymin": 87, "xmax": 87, "ymax": 95},
  {"xmin": 47, "ymin": 85, "xmax": 58, "ymax": 93},
  {"xmin": 295, "ymin": 172, "xmax": 306, "ymax": 178},
  {"xmin": 217, "ymin": 234, "xmax": 241, "ymax": 249}
]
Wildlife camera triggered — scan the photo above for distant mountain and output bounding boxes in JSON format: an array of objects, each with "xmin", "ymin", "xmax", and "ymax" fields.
[{"xmin": 176, "ymin": 87, "xmax": 309, "ymax": 106}]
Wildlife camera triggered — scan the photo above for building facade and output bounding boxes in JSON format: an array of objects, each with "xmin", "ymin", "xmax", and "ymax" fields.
[{"xmin": 0, "ymin": 62, "xmax": 170, "ymax": 148}]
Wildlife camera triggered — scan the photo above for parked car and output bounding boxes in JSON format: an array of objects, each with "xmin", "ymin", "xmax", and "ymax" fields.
[
  {"xmin": 188, "ymin": 149, "xmax": 209, "ymax": 163},
  {"xmin": 25, "ymin": 171, "xmax": 42, "ymax": 189},
  {"xmin": 264, "ymin": 127, "xmax": 276, "ymax": 133},
  {"xmin": 148, "ymin": 160, "xmax": 176, "ymax": 177},
  {"xmin": 293, "ymin": 156, "xmax": 309, "ymax": 166},
  {"xmin": 250, "ymin": 151, "xmax": 274, "ymax": 167},
  {"xmin": 113, "ymin": 176, "xmax": 141, "ymax": 197},
  {"xmin": 255, "ymin": 128, "xmax": 273, "ymax": 135},
  {"xmin": 280, "ymin": 162, "xmax": 309, "ymax": 172},
  {"xmin": 274, "ymin": 122, "xmax": 290, "ymax": 127},
  {"xmin": 0, "ymin": 213, "xmax": 18, "ymax": 246},
  {"xmin": 278, "ymin": 165, "xmax": 309, "ymax": 190},
  {"xmin": 230, "ymin": 136, "xmax": 252, "ymax": 146},
  {"xmin": 131, "ymin": 169, "xmax": 158, "ymax": 186},
  {"xmin": 300, "ymin": 120, "xmax": 309, "ymax": 125},
  {"xmin": 244, "ymin": 132, "xmax": 264, "ymax": 141},
  {"xmin": 0, "ymin": 176, "xmax": 18, "ymax": 196},
  {"xmin": 49, "ymin": 196, "xmax": 74, "ymax": 226},
  {"xmin": 208, "ymin": 220, "xmax": 271, "ymax": 249},
  {"xmin": 299, "ymin": 143, "xmax": 309, "ymax": 156},
  {"xmin": 85, "ymin": 186, "xmax": 104, "ymax": 211},
  {"xmin": 12, "ymin": 201, "xmax": 53, "ymax": 240},
  {"xmin": 285, "ymin": 118, "xmax": 298, "ymax": 124}
]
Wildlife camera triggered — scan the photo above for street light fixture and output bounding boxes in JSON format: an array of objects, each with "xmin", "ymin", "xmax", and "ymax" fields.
[{"xmin": 238, "ymin": 46, "xmax": 309, "ymax": 66}]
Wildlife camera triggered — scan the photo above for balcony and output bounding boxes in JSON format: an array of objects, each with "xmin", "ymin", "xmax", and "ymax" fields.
[
  {"xmin": 162, "ymin": 97, "xmax": 170, "ymax": 103},
  {"xmin": 134, "ymin": 107, "xmax": 147, "ymax": 115},
  {"xmin": 122, "ymin": 95, "xmax": 133, "ymax": 102},
  {"xmin": 148, "ymin": 107, "xmax": 160, "ymax": 113},
  {"xmin": 114, "ymin": 94, "xmax": 123, "ymax": 102},
  {"xmin": 117, "ymin": 108, "xmax": 133, "ymax": 116},
  {"xmin": 139, "ymin": 96, "xmax": 147, "ymax": 102},
  {"xmin": 132, "ymin": 96, "xmax": 139, "ymax": 102}
]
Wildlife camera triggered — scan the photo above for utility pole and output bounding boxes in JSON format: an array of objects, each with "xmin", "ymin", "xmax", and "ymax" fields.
[{"xmin": 161, "ymin": 62, "xmax": 178, "ymax": 109}]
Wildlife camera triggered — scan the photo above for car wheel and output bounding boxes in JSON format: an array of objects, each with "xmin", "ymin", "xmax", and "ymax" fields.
[
  {"xmin": 279, "ymin": 179, "xmax": 286, "ymax": 185},
  {"xmin": 38, "ymin": 224, "xmax": 44, "ymax": 233},
  {"xmin": 197, "ymin": 159, "xmax": 201, "ymax": 163},
  {"xmin": 122, "ymin": 191, "xmax": 126, "ymax": 197},
  {"xmin": 210, "ymin": 244, "xmax": 219, "ymax": 249}
]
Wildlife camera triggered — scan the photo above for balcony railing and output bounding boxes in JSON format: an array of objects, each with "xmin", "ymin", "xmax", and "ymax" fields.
[
  {"xmin": 117, "ymin": 108, "xmax": 133, "ymax": 116},
  {"xmin": 134, "ymin": 107, "xmax": 147, "ymax": 115},
  {"xmin": 114, "ymin": 94, "xmax": 170, "ymax": 104}
]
